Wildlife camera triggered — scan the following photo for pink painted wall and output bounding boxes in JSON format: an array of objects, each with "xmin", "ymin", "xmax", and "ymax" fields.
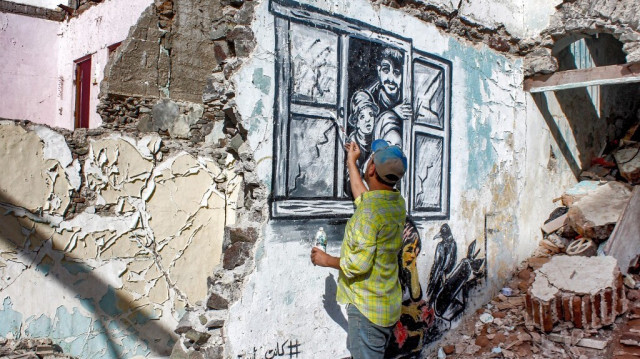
[
  {"xmin": 56, "ymin": 0, "xmax": 153, "ymax": 129},
  {"xmin": 0, "ymin": 12, "xmax": 60, "ymax": 126},
  {"xmin": 0, "ymin": 0, "xmax": 152, "ymax": 129}
]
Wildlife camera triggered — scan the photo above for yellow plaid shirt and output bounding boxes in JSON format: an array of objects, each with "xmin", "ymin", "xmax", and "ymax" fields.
[{"xmin": 336, "ymin": 190, "xmax": 406, "ymax": 327}]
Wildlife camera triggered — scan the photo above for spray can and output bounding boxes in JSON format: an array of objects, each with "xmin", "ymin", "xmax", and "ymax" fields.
[{"xmin": 314, "ymin": 227, "xmax": 327, "ymax": 252}]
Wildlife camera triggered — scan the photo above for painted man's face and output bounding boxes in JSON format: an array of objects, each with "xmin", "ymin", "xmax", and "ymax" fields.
[
  {"xmin": 377, "ymin": 59, "xmax": 402, "ymax": 97},
  {"xmin": 357, "ymin": 107, "xmax": 375, "ymax": 136}
]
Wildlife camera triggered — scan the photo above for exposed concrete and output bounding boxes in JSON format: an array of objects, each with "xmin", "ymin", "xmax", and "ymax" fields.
[
  {"xmin": 523, "ymin": 0, "xmax": 640, "ymax": 76},
  {"xmin": 0, "ymin": 121, "xmax": 243, "ymax": 358},
  {"xmin": 567, "ymin": 181, "xmax": 633, "ymax": 241},
  {"xmin": 615, "ymin": 144, "xmax": 640, "ymax": 184},
  {"xmin": 0, "ymin": 0, "xmax": 65, "ymax": 21}
]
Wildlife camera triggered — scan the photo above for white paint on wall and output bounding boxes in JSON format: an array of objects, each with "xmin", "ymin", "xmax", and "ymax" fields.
[
  {"xmin": 458, "ymin": 0, "xmax": 525, "ymax": 36},
  {"xmin": 228, "ymin": 0, "xmax": 584, "ymax": 356}
]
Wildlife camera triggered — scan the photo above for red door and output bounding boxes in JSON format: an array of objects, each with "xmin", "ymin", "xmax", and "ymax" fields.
[{"xmin": 74, "ymin": 55, "xmax": 91, "ymax": 129}]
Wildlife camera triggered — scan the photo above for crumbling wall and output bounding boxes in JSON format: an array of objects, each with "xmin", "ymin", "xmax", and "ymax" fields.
[
  {"xmin": 222, "ymin": 0, "xmax": 570, "ymax": 357},
  {"xmin": 4, "ymin": 0, "xmax": 639, "ymax": 358},
  {"xmin": 523, "ymin": 0, "xmax": 640, "ymax": 76},
  {"xmin": 0, "ymin": 0, "xmax": 152, "ymax": 129},
  {"xmin": 0, "ymin": 120, "xmax": 243, "ymax": 358}
]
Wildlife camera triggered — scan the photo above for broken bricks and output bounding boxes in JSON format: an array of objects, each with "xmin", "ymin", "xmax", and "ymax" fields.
[
  {"xmin": 566, "ymin": 181, "xmax": 633, "ymax": 241},
  {"xmin": 525, "ymin": 255, "xmax": 628, "ymax": 332}
]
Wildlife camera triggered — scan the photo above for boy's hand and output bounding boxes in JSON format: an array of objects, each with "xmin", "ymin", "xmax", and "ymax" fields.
[
  {"xmin": 346, "ymin": 142, "xmax": 361, "ymax": 166},
  {"xmin": 311, "ymin": 247, "xmax": 330, "ymax": 267}
]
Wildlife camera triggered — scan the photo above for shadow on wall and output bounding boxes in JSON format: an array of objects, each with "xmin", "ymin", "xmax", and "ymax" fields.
[
  {"xmin": 0, "ymin": 190, "xmax": 175, "ymax": 358},
  {"xmin": 323, "ymin": 273, "xmax": 347, "ymax": 332}
]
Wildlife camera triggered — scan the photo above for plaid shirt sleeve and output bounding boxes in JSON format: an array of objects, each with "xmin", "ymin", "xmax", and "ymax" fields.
[{"xmin": 339, "ymin": 208, "xmax": 376, "ymax": 279}]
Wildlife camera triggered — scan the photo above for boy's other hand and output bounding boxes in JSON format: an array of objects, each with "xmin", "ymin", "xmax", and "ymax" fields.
[{"xmin": 346, "ymin": 142, "xmax": 361, "ymax": 166}]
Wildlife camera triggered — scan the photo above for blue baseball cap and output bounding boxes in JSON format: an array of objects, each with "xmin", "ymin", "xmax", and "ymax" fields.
[{"xmin": 371, "ymin": 139, "xmax": 407, "ymax": 185}]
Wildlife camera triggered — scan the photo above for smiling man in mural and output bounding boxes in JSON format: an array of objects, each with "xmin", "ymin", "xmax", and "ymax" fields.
[
  {"xmin": 311, "ymin": 139, "xmax": 408, "ymax": 359},
  {"xmin": 350, "ymin": 47, "xmax": 412, "ymax": 149}
]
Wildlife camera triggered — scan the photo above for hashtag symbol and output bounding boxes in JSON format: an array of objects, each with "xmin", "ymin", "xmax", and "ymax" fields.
[{"xmin": 287, "ymin": 339, "xmax": 301, "ymax": 358}]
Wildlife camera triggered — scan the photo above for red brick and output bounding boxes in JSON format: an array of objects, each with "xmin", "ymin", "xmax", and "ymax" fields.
[
  {"xmin": 615, "ymin": 344, "xmax": 640, "ymax": 356},
  {"xmin": 518, "ymin": 268, "xmax": 532, "ymax": 280},
  {"xmin": 584, "ymin": 296, "xmax": 592, "ymax": 326},
  {"xmin": 594, "ymin": 293, "xmax": 602, "ymax": 319},
  {"xmin": 525, "ymin": 293, "xmax": 534, "ymax": 320},
  {"xmin": 621, "ymin": 333, "xmax": 640, "ymax": 346},
  {"xmin": 573, "ymin": 296, "xmax": 583, "ymax": 329},
  {"xmin": 563, "ymin": 296, "xmax": 573, "ymax": 322},
  {"xmin": 533, "ymin": 299, "xmax": 542, "ymax": 328},
  {"xmin": 492, "ymin": 311, "xmax": 507, "ymax": 319},
  {"xmin": 528, "ymin": 257, "xmax": 550, "ymax": 270},
  {"xmin": 628, "ymin": 319, "xmax": 640, "ymax": 328},
  {"xmin": 555, "ymin": 296, "xmax": 563, "ymax": 322},
  {"xmin": 605, "ymin": 289, "xmax": 614, "ymax": 321},
  {"xmin": 542, "ymin": 302, "xmax": 554, "ymax": 332},
  {"xmin": 476, "ymin": 335, "xmax": 490, "ymax": 347}
]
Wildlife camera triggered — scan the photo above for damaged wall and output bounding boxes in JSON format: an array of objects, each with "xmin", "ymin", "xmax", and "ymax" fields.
[
  {"xmin": 0, "ymin": 120, "xmax": 241, "ymax": 358},
  {"xmin": 222, "ymin": 0, "xmax": 581, "ymax": 357},
  {"xmin": 2, "ymin": 0, "xmax": 639, "ymax": 358},
  {"xmin": 6, "ymin": 0, "xmax": 60, "ymax": 10}
]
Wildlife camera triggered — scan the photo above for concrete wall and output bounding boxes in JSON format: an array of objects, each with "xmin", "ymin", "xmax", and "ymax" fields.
[
  {"xmin": 222, "ymin": 0, "xmax": 577, "ymax": 357},
  {"xmin": 0, "ymin": 13, "xmax": 59, "ymax": 125},
  {"xmin": 0, "ymin": 0, "xmax": 151, "ymax": 129},
  {"xmin": 0, "ymin": 121, "xmax": 241, "ymax": 358}
]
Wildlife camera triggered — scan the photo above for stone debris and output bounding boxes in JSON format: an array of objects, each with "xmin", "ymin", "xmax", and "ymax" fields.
[
  {"xmin": 0, "ymin": 338, "xmax": 75, "ymax": 359},
  {"xmin": 536, "ymin": 132, "xmax": 639, "ymax": 273},
  {"xmin": 566, "ymin": 181, "xmax": 632, "ymax": 241},
  {"xmin": 433, "ymin": 254, "xmax": 640, "ymax": 359},
  {"xmin": 614, "ymin": 143, "xmax": 640, "ymax": 185},
  {"xmin": 525, "ymin": 256, "xmax": 627, "ymax": 332}
]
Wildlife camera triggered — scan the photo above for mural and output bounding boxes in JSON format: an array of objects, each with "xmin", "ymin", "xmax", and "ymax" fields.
[
  {"xmin": 270, "ymin": 0, "xmax": 451, "ymax": 219},
  {"xmin": 268, "ymin": 1, "xmax": 484, "ymax": 357},
  {"xmin": 386, "ymin": 223, "xmax": 486, "ymax": 358}
]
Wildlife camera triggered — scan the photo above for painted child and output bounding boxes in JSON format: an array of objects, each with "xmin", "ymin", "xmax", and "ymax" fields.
[{"xmin": 347, "ymin": 93, "xmax": 379, "ymax": 172}]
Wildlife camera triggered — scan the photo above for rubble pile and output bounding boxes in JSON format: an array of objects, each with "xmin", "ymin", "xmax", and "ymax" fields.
[
  {"xmin": 432, "ymin": 123, "xmax": 640, "ymax": 358},
  {"xmin": 525, "ymin": 256, "xmax": 627, "ymax": 332},
  {"xmin": 537, "ymin": 122, "xmax": 639, "ymax": 267},
  {"xmin": 433, "ymin": 255, "xmax": 640, "ymax": 358},
  {"xmin": 0, "ymin": 338, "xmax": 76, "ymax": 359}
]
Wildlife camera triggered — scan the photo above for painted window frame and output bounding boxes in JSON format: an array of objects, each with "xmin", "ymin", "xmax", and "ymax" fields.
[{"xmin": 270, "ymin": 0, "xmax": 451, "ymax": 220}]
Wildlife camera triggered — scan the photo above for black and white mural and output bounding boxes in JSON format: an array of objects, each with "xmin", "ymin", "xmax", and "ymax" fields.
[
  {"xmin": 268, "ymin": 1, "xmax": 487, "ymax": 357},
  {"xmin": 270, "ymin": 0, "xmax": 451, "ymax": 220}
]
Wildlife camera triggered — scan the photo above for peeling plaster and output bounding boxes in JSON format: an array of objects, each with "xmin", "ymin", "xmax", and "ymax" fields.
[{"xmin": 0, "ymin": 123, "xmax": 235, "ymax": 357}]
